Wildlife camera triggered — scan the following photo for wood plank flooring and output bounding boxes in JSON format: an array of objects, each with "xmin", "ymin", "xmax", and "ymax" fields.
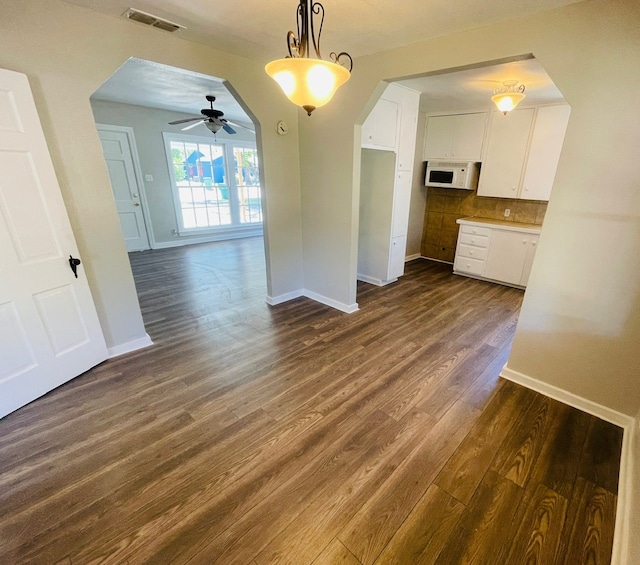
[{"xmin": 0, "ymin": 237, "xmax": 623, "ymax": 564}]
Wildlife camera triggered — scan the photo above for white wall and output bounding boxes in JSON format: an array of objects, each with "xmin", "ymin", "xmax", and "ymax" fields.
[
  {"xmin": 91, "ymin": 99, "xmax": 259, "ymax": 246},
  {"xmin": 1, "ymin": 0, "xmax": 304, "ymax": 349}
]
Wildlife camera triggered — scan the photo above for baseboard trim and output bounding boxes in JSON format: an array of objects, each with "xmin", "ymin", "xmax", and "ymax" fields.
[
  {"xmin": 612, "ymin": 419, "xmax": 635, "ymax": 565},
  {"xmin": 356, "ymin": 273, "xmax": 397, "ymax": 287},
  {"xmin": 266, "ymin": 289, "xmax": 358, "ymax": 314},
  {"xmin": 266, "ymin": 290, "xmax": 304, "ymax": 306},
  {"xmin": 107, "ymin": 333, "xmax": 153, "ymax": 358},
  {"xmin": 500, "ymin": 365, "xmax": 635, "ymax": 565},
  {"xmin": 303, "ymin": 290, "xmax": 359, "ymax": 314},
  {"xmin": 500, "ymin": 366, "xmax": 633, "ymax": 427},
  {"xmin": 423, "ymin": 256, "xmax": 454, "ymax": 265},
  {"xmin": 152, "ymin": 230, "xmax": 262, "ymax": 249},
  {"xmin": 404, "ymin": 253, "xmax": 421, "ymax": 262}
]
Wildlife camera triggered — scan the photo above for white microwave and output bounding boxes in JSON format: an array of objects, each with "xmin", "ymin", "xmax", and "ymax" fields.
[{"xmin": 425, "ymin": 161, "xmax": 480, "ymax": 190}]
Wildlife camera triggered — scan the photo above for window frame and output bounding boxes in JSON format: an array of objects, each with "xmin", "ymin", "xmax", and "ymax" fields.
[{"xmin": 163, "ymin": 132, "xmax": 263, "ymax": 236}]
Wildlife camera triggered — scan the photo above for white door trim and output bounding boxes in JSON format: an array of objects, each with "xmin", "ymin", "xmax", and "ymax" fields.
[{"xmin": 96, "ymin": 124, "xmax": 155, "ymax": 249}]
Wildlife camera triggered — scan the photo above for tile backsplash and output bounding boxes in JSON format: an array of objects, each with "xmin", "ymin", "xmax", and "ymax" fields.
[{"xmin": 421, "ymin": 187, "xmax": 547, "ymax": 263}]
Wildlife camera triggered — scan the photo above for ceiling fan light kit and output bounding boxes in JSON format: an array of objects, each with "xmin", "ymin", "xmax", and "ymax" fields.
[
  {"xmin": 168, "ymin": 95, "xmax": 254, "ymax": 135},
  {"xmin": 265, "ymin": 0, "xmax": 352, "ymax": 116},
  {"xmin": 491, "ymin": 80, "xmax": 526, "ymax": 115}
]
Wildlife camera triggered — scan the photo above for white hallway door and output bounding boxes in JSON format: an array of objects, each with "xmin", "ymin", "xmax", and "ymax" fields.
[
  {"xmin": 0, "ymin": 68, "xmax": 108, "ymax": 419},
  {"xmin": 97, "ymin": 126, "xmax": 150, "ymax": 252}
]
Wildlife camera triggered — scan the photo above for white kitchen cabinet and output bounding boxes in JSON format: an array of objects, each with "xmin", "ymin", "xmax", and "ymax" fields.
[
  {"xmin": 362, "ymin": 97, "xmax": 399, "ymax": 150},
  {"xmin": 483, "ymin": 230, "xmax": 539, "ymax": 286},
  {"xmin": 454, "ymin": 218, "xmax": 541, "ymax": 288},
  {"xmin": 520, "ymin": 105, "xmax": 571, "ymax": 201},
  {"xmin": 389, "ymin": 235, "xmax": 407, "ymax": 278},
  {"xmin": 391, "ymin": 170, "xmax": 412, "ymax": 238},
  {"xmin": 477, "ymin": 108, "xmax": 535, "ymax": 199},
  {"xmin": 397, "ymin": 95, "xmax": 418, "ymax": 171},
  {"xmin": 423, "ymin": 113, "xmax": 487, "ymax": 162},
  {"xmin": 358, "ymin": 84, "xmax": 420, "ymax": 286},
  {"xmin": 520, "ymin": 234, "xmax": 539, "ymax": 286},
  {"xmin": 478, "ymin": 105, "xmax": 570, "ymax": 201}
]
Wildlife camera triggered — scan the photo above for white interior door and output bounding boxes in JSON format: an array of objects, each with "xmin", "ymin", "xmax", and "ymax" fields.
[
  {"xmin": 97, "ymin": 127, "xmax": 150, "ymax": 252},
  {"xmin": 0, "ymin": 68, "xmax": 107, "ymax": 419}
]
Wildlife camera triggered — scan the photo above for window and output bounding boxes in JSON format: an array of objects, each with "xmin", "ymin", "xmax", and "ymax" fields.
[{"xmin": 164, "ymin": 133, "xmax": 262, "ymax": 234}]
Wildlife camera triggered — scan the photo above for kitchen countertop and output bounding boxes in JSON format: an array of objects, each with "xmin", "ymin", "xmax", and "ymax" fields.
[{"xmin": 457, "ymin": 216, "xmax": 542, "ymax": 233}]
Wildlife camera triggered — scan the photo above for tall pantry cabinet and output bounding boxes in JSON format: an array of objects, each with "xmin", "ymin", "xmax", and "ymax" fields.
[{"xmin": 358, "ymin": 84, "xmax": 420, "ymax": 286}]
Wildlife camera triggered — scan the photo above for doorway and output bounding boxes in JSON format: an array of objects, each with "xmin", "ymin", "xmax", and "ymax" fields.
[
  {"xmin": 89, "ymin": 58, "xmax": 267, "ymax": 336},
  {"xmin": 97, "ymin": 124, "xmax": 151, "ymax": 252},
  {"xmin": 90, "ymin": 57, "xmax": 263, "ymax": 250}
]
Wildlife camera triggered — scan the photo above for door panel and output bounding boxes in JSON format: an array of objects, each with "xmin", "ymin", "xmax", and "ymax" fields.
[
  {"xmin": 98, "ymin": 128, "xmax": 150, "ymax": 251},
  {"xmin": 0, "ymin": 301, "xmax": 37, "ymax": 378},
  {"xmin": 33, "ymin": 285, "xmax": 89, "ymax": 355},
  {"xmin": 0, "ymin": 68, "xmax": 107, "ymax": 419},
  {"xmin": 0, "ymin": 151, "xmax": 60, "ymax": 261}
]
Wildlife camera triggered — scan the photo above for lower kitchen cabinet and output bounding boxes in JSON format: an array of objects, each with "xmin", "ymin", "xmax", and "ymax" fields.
[{"xmin": 454, "ymin": 218, "xmax": 541, "ymax": 288}]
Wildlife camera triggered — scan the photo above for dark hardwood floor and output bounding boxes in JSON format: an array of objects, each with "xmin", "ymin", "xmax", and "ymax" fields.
[{"xmin": 0, "ymin": 237, "xmax": 622, "ymax": 564}]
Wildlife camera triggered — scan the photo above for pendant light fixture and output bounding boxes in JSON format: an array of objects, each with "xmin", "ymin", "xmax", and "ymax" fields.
[
  {"xmin": 265, "ymin": 0, "xmax": 353, "ymax": 116},
  {"xmin": 492, "ymin": 80, "xmax": 526, "ymax": 115}
]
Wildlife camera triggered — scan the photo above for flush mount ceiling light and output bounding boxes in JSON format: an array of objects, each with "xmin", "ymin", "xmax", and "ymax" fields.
[
  {"xmin": 492, "ymin": 80, "xmax": 526, "ymax": 115},
  {"xmin": 265, "ymin": 0, "xmax": 353, "ymax": 116}
]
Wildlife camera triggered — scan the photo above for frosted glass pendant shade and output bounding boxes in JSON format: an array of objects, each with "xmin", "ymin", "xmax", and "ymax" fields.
[
  {"xmin": 492, "ymin": 92, "xmax": 526, "ymax": 114},
  {"xmin": 266, "ymin": 57, "xmax": 351, "ymax": 116}
]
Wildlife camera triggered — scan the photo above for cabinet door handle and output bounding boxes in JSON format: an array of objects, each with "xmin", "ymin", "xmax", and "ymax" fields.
[{"xmin": 511, "ymin": 186, "xmax": 517, "ymax": 191}]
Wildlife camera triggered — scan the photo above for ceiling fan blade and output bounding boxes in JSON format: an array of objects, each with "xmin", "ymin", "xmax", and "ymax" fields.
[
  {"xmin": 222, "ymin": 123, "xmax": 236, "ymax": 135},
  {"xmin": 225, "ymin": 120, "xmax": 255, "ymax": 133},
  {"xmin": 181, "ymin": 120, "xmax": 205, "ymax": 131},
  {"xmin": 169, "ymin": 117, "xmax": 203, "ymax": 125}
]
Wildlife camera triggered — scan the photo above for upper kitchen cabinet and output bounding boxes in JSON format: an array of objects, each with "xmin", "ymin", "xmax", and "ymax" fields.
[
  {"xmin": 423, "ymin": 112, "xmax": 487, "ymax": 162},
  {"xmin": 520, "ymin": 105, "xmax": 571, "ymax": 200},
  {"xmin": 478, "ymin": 108, "xmax": 534, "ymax": 199},
  {"xmin": 478, "ymin": 104, "xmax": 570, "ymax": 201},
  {"xmin": 361, "ymin": 97, "xmax": 399, "ymax": 150}
]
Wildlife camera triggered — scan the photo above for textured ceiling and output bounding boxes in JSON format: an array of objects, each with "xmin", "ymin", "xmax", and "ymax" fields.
[
  {"xmin": 91, "ymin": 58, "xmax": 253, "ymax": 127},
  {"xmin": 63, "ymin": 0, "xmax": 585, "ymax": 62},
  {"xmin": 86, "ymin": 1, "xmax": 573, "ymax": 121}
]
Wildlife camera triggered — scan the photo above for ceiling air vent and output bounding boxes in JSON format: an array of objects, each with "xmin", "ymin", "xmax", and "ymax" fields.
[{"xmin": 123, "ymin": 8, "xmax": 185, "ymax": 33}]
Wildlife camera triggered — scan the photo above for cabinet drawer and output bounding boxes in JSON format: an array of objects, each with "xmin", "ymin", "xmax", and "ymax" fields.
[
  {"xmin": 454, "ymin": 256, "xmax": 485, "ymax": 276},
  {"xmin": 458, "ymin": 232, "xmax": 490, "ymax": 248},
  {"xmin": 460, "ymin": 224, "xmax": 491, "ymax": 238},
  {"xmin": 457, "ymin": 244, "xmax": 488, "ymax": 261}
]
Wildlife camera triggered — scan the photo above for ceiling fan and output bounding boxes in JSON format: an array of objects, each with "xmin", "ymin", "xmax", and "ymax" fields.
[{"xmin": 168, "ymin": 95, "xmax": 253, "ymax": 135}]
